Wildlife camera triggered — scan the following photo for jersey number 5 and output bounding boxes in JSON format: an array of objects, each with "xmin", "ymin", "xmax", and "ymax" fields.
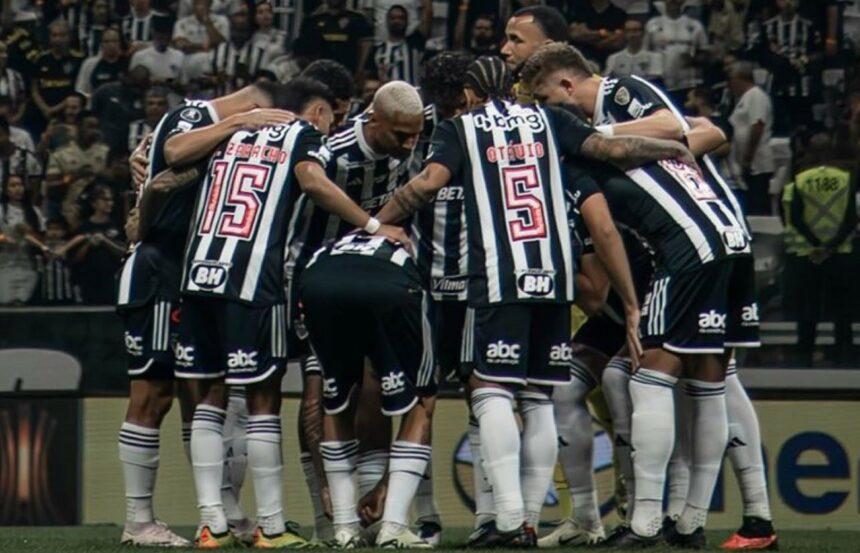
[
  {"xmin": 502, "ymin": 165, "xmax": 547, "ymax": 241},
  {"xmin": 200, "ymin": 161, "xmax": 272, "ymax": 239}
]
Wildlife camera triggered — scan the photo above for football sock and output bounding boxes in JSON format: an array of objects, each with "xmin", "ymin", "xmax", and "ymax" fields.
[
  {"xmin": 383, "ymin": 441, "xmax": 432, "ymax": 527},
  {"xmin": 518, "ymin": 390, "xmax": 558, "ymax": 528},
  {"xmin": 602, "ymin": 357, "xmax": 634, "ymax": 521},
  {"xmin": 629, "ymin": 368, "xmax": 677, "ymax": 537},
  {"xmin": 247, "ymin": 415, "xmax": 286, "ymax": 536},
  {"xmin": 471, "ymin": 387, "xmax": 523, "ymax": 532},
  {"xmin": 553, "ymin": 364, "xmax": 601, "ymax": 530},
  {"xmin": 118, "ymin": 422, "xmax": 159, "ymax": 524},
  {"xmin": 677, "ymin": 379, "xmax": 728, "ymax": 535},
  {"xmin": 222, "ymin": 392, "xmax": 248, "ymax": 522},
  {"xmin": 181, "ymin": 422, "xmax": 192, "ymax": 464},
  {"xmin": 191, "ymin": 404, "xmax": 228, "ymax": 533},
  {"xmin": 414, "ymin": 459, "xmax": 441, "ymax": 522},
  {"xmin": 725, "ymin": 362, "xmax": 771, "ymax": 520},
  {"xmin": 468, "ymin": 415, "xmax": 495, "ymax": 527},
  {"xmin": 321, "ymin": 440, "xmax": 360, "ymax": 528},
  {"xmin": 301, "ymin": 452, "xmax": 333, "ymax": 540},
  {"xmin": 356, "ymin": 449, "xmax": 388, "ymax": 497},
  {"xmin": 666, "ymin": 385, "xmax": 692, "ymax": 521}
]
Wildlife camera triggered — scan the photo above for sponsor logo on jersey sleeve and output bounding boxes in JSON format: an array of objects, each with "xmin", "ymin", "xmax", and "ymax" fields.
[
  {"xmin": 628, "ymin": 98, "xmax": 652, "ymax": 118},
  {"xmin": 614, "ymin": 86, "xmax": 630, "ymax": 105},
  {"xmin": 180, "ymin": 107, "xmax": 202, "ymax": 123}
]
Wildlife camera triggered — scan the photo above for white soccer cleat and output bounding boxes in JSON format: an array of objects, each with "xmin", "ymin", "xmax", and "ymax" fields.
[
  {"xmin": 228, "ymin": 517, "xmax": 256, "ymax": 546},
  {"xmin": 330, "ymin": 525, "xmax": 367, "ymax": 549},
  {"xmin": 538, "ymin": 518, "xmax": 605, "ymax": 547},
  {"xmin": 120, "ymin": 520, "xmax": 191, "ymax": 547},
  {"xmin": 376, "ymin": 524, "xmax": 433, "ymax": 549}
]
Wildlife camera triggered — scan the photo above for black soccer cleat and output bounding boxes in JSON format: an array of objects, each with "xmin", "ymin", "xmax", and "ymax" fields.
[
  {"xmin": 604, "ymin": 525, "xmax": 661, "ymax": 549},
  {"xmin": 468, "ymin": 521, "xmax": 497, "ymax": 548},
  {"xmin": 469, "ymin": 522, "xmax": 537, "ymax": 549},
  {"xmin": 665, "ymin": 525, "xmax": 707, "ymax": 550},
  {"xmin": 662, "ymin": 517, "xmax": 677, "ymax": 539}
]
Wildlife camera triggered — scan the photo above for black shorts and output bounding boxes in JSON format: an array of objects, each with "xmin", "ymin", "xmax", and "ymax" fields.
[
  {"xmin": 431, "ymin": 300, "xmax": 469, "ymax": 381},
  {"xmin": 463, "ymin": 303, "xmax": 572, "ymax": 386},
  {"xmin": 174, "ymin": 296, "xmax": 289, "ymax": 385},
  {"xmin": 640, "ymin": 257, "xmax": 760, "ymax": 354},
  {"xmin": 299, "ymin": 256, "xmax": 436, "ymax": 416},
  {"xmin": 573, "ymin": 313, "xmax": 625, "ymax": 358},
  {"xmin": 119, "ymin": 297, "xmax": 178, "ymax": 379},
  {"xmin": 285, "ymin": 272, "xmax": 312, "ymax": 361}
]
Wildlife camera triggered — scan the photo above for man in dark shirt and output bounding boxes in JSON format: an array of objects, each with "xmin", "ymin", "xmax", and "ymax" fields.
[
  {"xmin": 76, "ymin": 28, "xmax": 129, "ymax": 96},
  {"xmin": 32, "ymin": 19, "xmax": 85, "ymax": 132},
  {"xmin": 295, "ymin": 0, "xmax": 373, "ymax": 76},
  {"xmin": 91, "ymin": 65, "xmax": 148, "ymax": 154},
  {"xmin": 568, "ymin": 0, "xmax": 626, "ymax": 68}
]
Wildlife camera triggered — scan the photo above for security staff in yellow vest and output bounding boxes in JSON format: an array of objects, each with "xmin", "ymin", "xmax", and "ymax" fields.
[{"xmin": 783, "ymin": 133, "xmax": 857, "ymax": 366}]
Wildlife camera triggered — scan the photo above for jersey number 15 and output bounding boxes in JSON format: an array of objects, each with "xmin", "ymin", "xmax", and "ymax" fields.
[{"xmin": 200, "ymin": 160, "xmax": 272, "ymax": 240}]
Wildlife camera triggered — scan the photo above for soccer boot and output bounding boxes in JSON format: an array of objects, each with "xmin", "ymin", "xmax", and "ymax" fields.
[
  {"xmin": 328, "ymin": 525, "xmax": 367, "ymax": 549},
  {"xmin": 604, "ymin": 525, "xmax": 661, "ymax": 549},
  {"xmin": 467, "ymin": 521, "xmax": 497, "ymax": 547},
  {"xmin": 376, "ymin": 524, "xmax": 433, "ymax": 549},
  {"xmin": 720, "ymin": 517, "xmax": 779, "ymax": 550},
  {"xmin": 665, "ymin": 525, "xmax": 707, "ymax": 550},
  {"xmin": 662, "ymin": 517, "xmax": 677, "ymax": 540},
  {"xmin": 252, "ymin": 524, "xmax": 312, "ymax": 549},
  {"xmin": 538, "ymin": 518, "xmax": 605, "ymax": 547},
  {"xmin": 472, "ymin": 523, "xmax": 537, "ymax": 549},
  {"xmin": 194, "ymin": 525, "xmax": 238, "ymax": 549},
  {"xmin": 120, "ymin": 520, "xmax": 191, "ymax": 547},
  {"xmin": 416, "ymin": 518, "xmax": 443, "ymax": 547},
  {"xmin": 228, "ymin": 517, "xmax": 257, "ymax": 546}
]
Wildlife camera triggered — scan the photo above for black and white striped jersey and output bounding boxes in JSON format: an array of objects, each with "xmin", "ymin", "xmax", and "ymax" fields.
[
  {"xmin": 591, "ymin": 76, "xmax": 752, "ymax": 263},
  {"xmin": 427, "ymin": 100, "xmax": 594, "ymax": 306},
  {"xmin": 306, "ymin": 233, "xmax": 416, "ymax": 271},
  {"xmin": 285, "ymin": 117, "xmax": 412, "ymax": 279},
  {"xmin": 366, "ymin": 31, "xmax": 426, "ymax": 86},
  {"xmin": 117, "ymin": 99, "xmax": 218, "ymax": 308},
  {"xmin": 127, "ymin": 119, "xmax": 152, "ymax": 154},
  {"xmin": 0, "ymin": 68, "xmax": 26, "ymax": 108},
  {"xmin": 210, "ymin": 40, "xmax": 271, "ymax": 97},
  {"xmin": 183, "ymin": 121, "xmax": 329, "ymax": 305},
  {"xmin": 122, "ymin": 13, "xmax": 153, "ymax": 45}
]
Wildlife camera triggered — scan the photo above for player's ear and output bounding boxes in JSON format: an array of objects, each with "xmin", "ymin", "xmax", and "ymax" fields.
[{"xmin": 561, "ymin": 77, "xmax": 575, "ymax": 96}]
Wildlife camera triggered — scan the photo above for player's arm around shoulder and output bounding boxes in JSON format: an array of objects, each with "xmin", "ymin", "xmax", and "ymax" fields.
[
  {"xmin": 376, "ymin": 163, "xmax": 453, "ymax": 225},
  {"xmin": 580, "ymin": 131, "xmax": 696, "ymax": 170}
]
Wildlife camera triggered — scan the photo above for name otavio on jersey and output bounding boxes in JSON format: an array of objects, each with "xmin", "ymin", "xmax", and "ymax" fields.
[
  {"xmin": 516, "ymin": 270, "xmax": 555, "ymax": 297},
  {"xmin": 189, "ymin": 261, "xmax": 230, "ymax": 290},
  {"xmin": 473, "ymin": 111, "xmax": 546, "ymax": 133}
]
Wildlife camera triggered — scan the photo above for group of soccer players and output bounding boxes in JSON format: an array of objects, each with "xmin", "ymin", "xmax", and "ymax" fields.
[{"xmin": 115, "ymin": 4, "xmax": 777, "ymax": 551}]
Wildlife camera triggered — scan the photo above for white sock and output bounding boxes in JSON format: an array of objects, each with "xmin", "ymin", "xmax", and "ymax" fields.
[
  {"xmin": 471, "ymin": 388, "xmax": 523, "ymax": 532},
  {"xmin": 554, "ymin": 364, "xmax": 601, "ymax": 530},
  {"xmin": 118, "ymin": 422, "xmax": 159, "ymax": 524},
  {"xmin": 247, "ymin": 415, "xmax": 286, "ymax": 536},
  {"xmin": 602, "ymin": 357, "xmax": 633, "ymax": 522},
  {"xmin": 301, "ymin": 452, "xmax": 334, "ymax": 540},
  {"xmin": 629, "ymin": 368, "xmax": 677, "ymax": 538},
  {"xmin": 414, "ymin": 459, "xmax": 440, "ymax": 523},
  {"xmin": 383, "ymin": 441, "xmax": 432, "ymax": 527},
  {"xmin": 666, "ymin": 385, "xmax": 692, "ymax": 521},
  {"xmin": 191, "ymin": 404, "xmax": 228, "ymax": 533},
  {"xmin": 356, "ymin": 449, "xmax": 388, "ymax": 497},
  {"xmin": 468, "ymin": 416, "xmax": 495, "ymax": 528},
  {"xmin": 677, "ymin": 379, "xmax": 727, "ymax": 535},
  {"xmin": 222, "ymin": 393, "xmax": 248, "ymax": 522},
  {"xmin": 726, "ymin": 364, "xmax": 771, "ymax": 520},
  {"xmin": 321, "ymin": 440, "xmax": 360, "ymax": 527},
  {"xmin": 518, "ymin": 390, "xmax": 558, "ymax": 528},
  {"xmin": 181, "ymin": 422, "xmax": 192, "ymax": 464},
  {"xmin": 226, "ymin": 390, "xmax": 249, "ymax": 495}
]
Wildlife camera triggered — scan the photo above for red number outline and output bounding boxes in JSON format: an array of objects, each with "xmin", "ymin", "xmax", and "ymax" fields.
[
  {"xmin": 501, "ymin": 165, "xmax": 548, "ymax": 241},
  {"xmin": 199, "ymin": 161, "xmax": 272, "ymax": 240}
]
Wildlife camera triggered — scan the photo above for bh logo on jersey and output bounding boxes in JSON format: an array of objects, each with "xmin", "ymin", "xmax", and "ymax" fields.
[
  {"xmin": 189, "ymin": 261, "xmax": 229, "ymax": 291},
  {"xmin": 174, "ymin": 343, "xmax": 196, "ymax": 367},
  {"xmin": 323, "ymin": 378, "xmax": 338, "ymax": 399},
  {"xmin": 741, "ymin": 303, "xmax": 760, "ymax": 327},
  {"xmin": 549, "ymin": 343, "xmax": 573, "ymax": 367},
  {"xmin": 486, "ymin": 341, "xmax": 521, "ymax": 365},
  {"xmin": 381, "ymin": 371, "xmax": 406, "ymax": 396},
  {"xmin": 722, "ymin": 229, "xmax": 749, "ymax": 252},
  {"xmin": 698, "ymin": 310, "xmax": 727, "ymax": 334},
  {"xmin": 124, "ymin": 332, "xmax": 143, "ymax": 356},
  {"xmin": 227, "ymin": 350, "xmax": 258, "ymax": 372},
  {"xmin": 517, "ymin": 271, "xmax": 555, "ymax": 297}
]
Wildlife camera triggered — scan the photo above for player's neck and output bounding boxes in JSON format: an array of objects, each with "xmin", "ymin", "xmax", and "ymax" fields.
[{"xmin": 577, "ymin": 76, "xmax": 601, "ymax": 118}]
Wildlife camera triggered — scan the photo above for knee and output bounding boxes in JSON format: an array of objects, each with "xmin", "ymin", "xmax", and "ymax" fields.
[{"xmin": 127, "ymin": 386, "xmax": 174, "ymax": 427}]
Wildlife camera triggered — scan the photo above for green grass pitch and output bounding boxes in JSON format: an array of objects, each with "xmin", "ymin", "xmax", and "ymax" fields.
[{"xmin": 0, "ymin": 526, "xmax": 858, "ymax": 552}]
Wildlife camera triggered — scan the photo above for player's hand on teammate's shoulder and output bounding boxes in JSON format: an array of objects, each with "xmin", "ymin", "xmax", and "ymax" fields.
[
  {"xmin": 233, "ymin": 108, "xmax": 298, "ymax": 131},
  {"xmin": 376, "ymin": 224, "xmax": 413, "ymax": 253},
  {"xmin": 129, "ymin": 134, "xmax": 152, "ymax": 189}
]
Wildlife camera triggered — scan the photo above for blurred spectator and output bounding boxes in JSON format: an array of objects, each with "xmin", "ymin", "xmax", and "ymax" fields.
[
  {"xmin": 46, "ymin": 0, "xmax": 87, "ymax": 48},
  {"xmin": 452, "ymin": 12, "xmax": 501, "ymax": 58},
  {"xmin": 69, "ymin": 184, "xmax": 125, "ymax": 305},
  {"xmin": 645, "ymin": 0, "xmax": 709, "ymax": 102},
  {"xmin": 3, "ymin": 18, "xmax": 41, "ymax": 76},
  {"xmin": 0, "ymin": 41, "xmax": 27, "ymax": 125},
  {"xmin": 604, "ymin": 18, "xmax": 664, "ymax": 82},
  {"xmin": 366, "ymin": 0, "xmax": 432, "ymax": 86},
  {"xmin": 782, "ymin": 133, "xmax": 857, "ymax": 366},
  {"xmin": 264, "ymin": 0, "xmax": 309, "ymax": 43},
  {"xmin": 845, "ymin": 0, "xmax": 860, "ymax": 56},
  {"xmin": 568, "ymin": 0, "xmax": 626, "ymax": 68},
  {"xmin": 33, "ymin": 218, "xmax": 82, "ymax": 305},
  {"xmin": 211, "ymin": 2, "xmax": 272, "ymax": 95},
  {"xmin": 362, "ymin": 0, "xmax": 421, "ymax": 42},
  {"xmin": 91, "ymin": 65, "xmax": 148, "ymax": 153},
  {"xmin": 79, "ymin": 0, "xmax": 115, "ymax": 58},
  {"xmin": 129, "ymin": 14, "xmax": 185, "ymax": 90},
  {"xmin": 123, "ymin": 0, "xmax": 157, "ymax": 55},
  {"xmin": 0, "ymin": 96, "xmax": 36, "ymax": 152},
  {"xmin": 0, "ymin": 117, "xmax": 41, "ymax": 198},
  {"xmin": 31, "ymin": 19, "xmax": 85, "ymax": 133},
  {"xmin": 76, "ymin": 28, "xmax": 129, "ymax": 96},
  {"xmin": 0, "ymin": 173, "xmax": 42, "ymax": 304},
  {"xmin": 178, "ymin": 0, "xmax": 241, "ymax": 17},
  {"xmin": 707, "ymin": 0, "xmax": 746, "ymax": 60},
  {"xmin": 295, "ymin": 0, "xmax": 373, "ymax": 76},
  {"xmin": 94, "ymin": 148, "xmax": 134, "ymax": 218},
  {"xmin": 728, "ymin": 61, "xmax": 774, "ymax": 214},
  {"xmin": 128, "ymin": 87, "xmax": 169, "ymax": 153},
  {"xmin": 173, "ymin": 0, "xmax": 230, "ymax": 54},
  {"xmin": 252, "ymin": 1, "xmax": 288, "ymax": 55}
]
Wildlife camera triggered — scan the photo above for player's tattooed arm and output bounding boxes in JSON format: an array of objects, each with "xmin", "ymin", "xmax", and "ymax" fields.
[
  {"xmin": 378, "ymin": 163, "xmax": 453, "ymax": 224},
  {"xmin": 134, "ymin": 166, "xmax": 201, "ymax": 242},
  {"xmin": 580, "ymin": 133, "xmax": 696, "ymax": 170}
]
